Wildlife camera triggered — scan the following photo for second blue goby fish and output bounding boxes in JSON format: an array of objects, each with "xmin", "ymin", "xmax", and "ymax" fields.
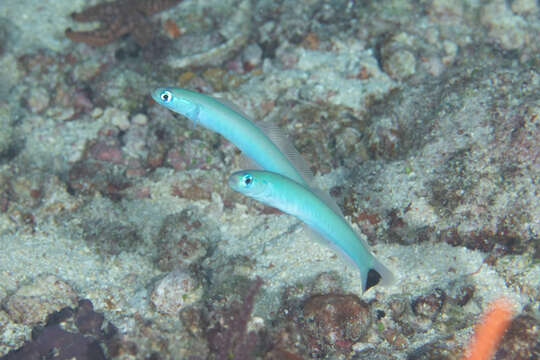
[
  {"xmin": 151, "ymin": 87, "xmax": 311, "ymax": 186},
  {"xmin": 228, "ymin": 169, "xmax": 395, "ymax": 292}
]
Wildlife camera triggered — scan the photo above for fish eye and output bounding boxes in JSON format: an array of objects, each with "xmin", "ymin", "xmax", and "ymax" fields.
[
  {"xmin": 242, "ymin": 174, "xmax": 253, "ymax": 187},
  {"xmin": 160, "ymin": 90, "xmax": 172, "ymax": 103}
]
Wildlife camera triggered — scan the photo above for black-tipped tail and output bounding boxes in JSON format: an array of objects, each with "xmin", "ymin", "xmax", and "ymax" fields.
[
  {"xmin": 365, "ymin": 269, "xmax": 382, "ymax": 291},
  {"xmin": 362, "ymin": 259, "xmax": 395, "ymax": 293}
]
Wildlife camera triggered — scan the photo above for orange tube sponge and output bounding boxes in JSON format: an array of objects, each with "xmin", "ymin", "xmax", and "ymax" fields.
[{"xmin": 463, "ymin": 297, "xmax": 514, "ymax": 360}]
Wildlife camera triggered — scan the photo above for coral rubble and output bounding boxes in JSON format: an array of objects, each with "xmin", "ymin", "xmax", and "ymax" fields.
[{"xmin": 65, "ymin": 0, "xmax": 183, "ymax": 46}]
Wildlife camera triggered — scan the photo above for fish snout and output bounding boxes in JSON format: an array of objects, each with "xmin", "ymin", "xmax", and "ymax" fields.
[{"xmin": 228, "ymin": 171, "xmax": 246, "ymax": 192}]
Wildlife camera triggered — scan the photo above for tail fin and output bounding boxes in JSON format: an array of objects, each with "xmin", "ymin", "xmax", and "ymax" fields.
[{"xmin": 363, "ymin": 258, "xmax": 395, "ymax": 293}]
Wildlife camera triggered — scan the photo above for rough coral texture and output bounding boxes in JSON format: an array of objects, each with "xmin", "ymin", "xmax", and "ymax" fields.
[
  {"xmin": 1, "ymin": 299, "xmax": 116, "ymax": 360},
  {"xmin": 303, "ymin": 294, "xmax": 372, "ymax": 355},
  {"xmin": 154, "ymin": 208, "xmax": 211, "ymax": 271},
  {"xmin": 0, "ymin": 0, "xmax": 539, "ymax": 359},
  {"xmin": 205, "ymin": 277, "xmax": 263, "ymax": 360},
  {"xmin": 4, "ymin": 275, "xmax": 78, "ymax": 326},
  {"xmin": 150, "ymin": 268, "xmax": 202, "ymax": 315},
  {"xmin": 65, "ymin": 0, "xmax": 183, "ymax": 47}
]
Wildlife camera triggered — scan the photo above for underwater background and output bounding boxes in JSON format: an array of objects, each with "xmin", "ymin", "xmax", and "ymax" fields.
[{"xmin": 0, "ymin": 0, "xmax": 539, "ymax": 359}]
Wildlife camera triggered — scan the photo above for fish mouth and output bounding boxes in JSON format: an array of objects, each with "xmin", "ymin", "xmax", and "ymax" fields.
[
  {"xmin": 151, "ymin": 88, "xmax": 165, "ymax": 103},
  {"xmin": 227, "ymin": 172, "xmax": 244, "ymax": 192}
]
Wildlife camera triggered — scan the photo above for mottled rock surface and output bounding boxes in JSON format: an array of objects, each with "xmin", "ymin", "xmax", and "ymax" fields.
[
  {"xmin": 0, "ymin": 0, "xmax": 539, "ymax": 358},
  {"xmin": 150, "ymin": 268, "xmax": 203, "ymax": 315},
  {"xmin": 4, "ymin": 275, "xmax": 77, "ymax": 326}
]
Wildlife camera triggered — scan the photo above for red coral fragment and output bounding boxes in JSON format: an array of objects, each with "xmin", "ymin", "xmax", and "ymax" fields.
[{"xmin": 65, "ymin": 0, "xmax": 183, "ymax": 47}]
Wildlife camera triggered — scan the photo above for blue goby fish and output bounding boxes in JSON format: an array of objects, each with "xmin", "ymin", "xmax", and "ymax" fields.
[
  {"xmin": 228, "ymin": 169, "xmax": 395, "ymax": 292},
  {"xmin": 151, "ymin": 87, "xmax": 312, "ymax": 186}
]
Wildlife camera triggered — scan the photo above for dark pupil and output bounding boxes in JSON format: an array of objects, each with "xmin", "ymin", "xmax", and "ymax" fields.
[
  {"xmin": 161, "ymin": 93, "xmax": 169, "ymax": 101},
  {"xmin": 244, "ymin": 176, "xmax": 252, "ymax": 185}
]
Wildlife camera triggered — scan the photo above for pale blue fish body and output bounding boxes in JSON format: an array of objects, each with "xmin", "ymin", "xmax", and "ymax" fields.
[
  {"xmin": 228, "ymin": 170, "xmax": 394, "ymax": 292},
  {"xmin": 151, "ymin": 87, "xmax": 308, "ymax": 186}
]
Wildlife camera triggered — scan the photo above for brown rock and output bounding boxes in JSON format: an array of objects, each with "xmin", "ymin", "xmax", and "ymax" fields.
[
  {"xmin": 150, "ymin": 269, "xmax": 202, "ymax": 315},
  {"xmin": 412, "ymin": 288, "xmax": 446, "ymax": 319},
  {"xmin": 303, "ymin": 294, "xmax": 371, "ymax": 353},
  {"xmin": 5, "ymin": 274, "xmax": 77, "ymax": 325},
  {"xmin": 496, "ymin": 314, "xmax": 540, "ymax": 360}
]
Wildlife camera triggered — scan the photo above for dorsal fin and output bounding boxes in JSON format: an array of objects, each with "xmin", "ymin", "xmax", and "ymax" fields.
[
  {"xmin": 215, "ymin": 94, "xmax": 343, "ymax": 216},
  {"xmin": 239, "ymin": 153, "xmax": 261, "ymax": 170},
  {"xmin": 253, "ymin": 121, "xmax": 313, "ymax": 184},
  {"xmin": 254, "ymin": 121, "xmax": 345, "ymax": 217},
  {"xmin": 213, "ymin": 96, "xmax": 253, "ymax": 121},
  {"xmin": 214, "ymin": 95, "xmax": 312, "ymax": 180}
]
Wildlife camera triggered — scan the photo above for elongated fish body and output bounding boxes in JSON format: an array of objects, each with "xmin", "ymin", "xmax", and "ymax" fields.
[
  {"xmin": 228, "ymin": 170, "xmax": 394, "ymax": 292},
  {"xmin": 151, "ymin": 87, "xmax": 308, "ymax": 186}
]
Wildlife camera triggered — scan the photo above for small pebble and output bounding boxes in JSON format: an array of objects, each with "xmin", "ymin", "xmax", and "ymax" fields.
[
  {"xmin": 0, "ymin": 310, "xmax": 9, "ymax": 330},
  {"xmin": 131, "ymin": 113, "xmax": 148, "ymax": 126},
  {"xmin": 384, "ymin": 50, "xmax": 416, "ymax": 80},
  {"xmin": 0, "ymin": 104, "xmax": 13, "ymax": 155},
  {"xmin": 429, "ymin": 0, "xmax": 463, "ymax": 20},
  {"xmin": 102, "ymin": 107, "xmax": 130, "ymax": 130},
  {"xmin": 26, "ymin": 87, "xmax": 50, "ymax": 113},
  {"xmin": 412, "ymin": 288, "xmax": 446, "ymax": 319},
  {"xmin": 91, "ymin": 107, "xmax": 103, "ymax": 118},
  {"xmin": 48, "ymin": 107, "xmax": 75, "ymax": 122},
  {"xmin": 480, "ymin": 0, "xmax": 527, "ymax": 50},
  {"xmin": 303, "ymin": 294, "xmax": 372, "ymax": 352},
  {"xmin": 242, "ymin": 43, "xmax": 263, "ymax": 70},
  {"xmin": 5, "ymin": 274, "xmax": 78, "ymax": 325},
  {"xmin": 150, "ymin": 269, "xmax": 202, "ymax": 315},
  {"xmin": 511, "ymin": 0, "xmax": 538, "ymax": 15}
]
